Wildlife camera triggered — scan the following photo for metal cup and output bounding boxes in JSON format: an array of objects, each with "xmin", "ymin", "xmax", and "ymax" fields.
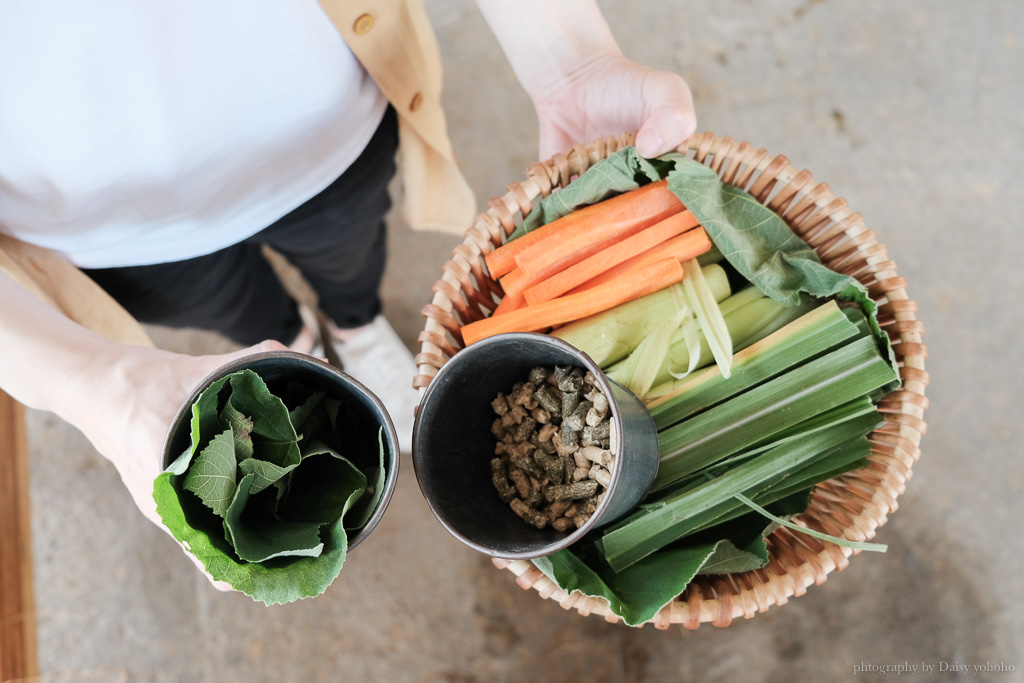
[
  {"xmin": 412, "ymin": 333, "xmax": 659, "ymax": 560},
  {"xmin": 161, "ymin": 350, "xmax": 399, "ymax": 552}
]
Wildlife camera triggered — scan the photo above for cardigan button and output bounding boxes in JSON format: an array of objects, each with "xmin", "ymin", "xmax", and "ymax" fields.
[
  {"xmin": 409, "ymin": 92, "xmax": 424, "ymax": 112},
  {"xmin": 353, "ymin": 13, "xmax": 374, "ymax": 34}
]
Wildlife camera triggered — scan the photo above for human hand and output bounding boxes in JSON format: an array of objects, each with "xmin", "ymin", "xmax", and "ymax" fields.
[
  {"xmin": 531, "ymin": 53, "xmax": 697, "ymax": 162},
  {"xmin": 475, "ymin": 0, "xmax": 697, "ymax": 162},
  {"xmin": 66, "ymin": 339, "xmax": 288, "ymax": 589}
]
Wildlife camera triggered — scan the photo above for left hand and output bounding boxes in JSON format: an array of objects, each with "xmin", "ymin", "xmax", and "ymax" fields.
[{"xmin": 531, "ymin": 53, "xmax": 697, "ymax": 161}]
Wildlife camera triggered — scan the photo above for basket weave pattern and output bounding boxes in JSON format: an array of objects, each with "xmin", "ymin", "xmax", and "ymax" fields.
[{"xmin": 415, "ymin": 132, "xmax": 928, "ymax": 629}]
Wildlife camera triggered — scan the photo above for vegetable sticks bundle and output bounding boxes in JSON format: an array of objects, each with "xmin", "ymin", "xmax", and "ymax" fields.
[{"xmin": 464, "ymin": 183, "xmax": 714, "ymax": 346}]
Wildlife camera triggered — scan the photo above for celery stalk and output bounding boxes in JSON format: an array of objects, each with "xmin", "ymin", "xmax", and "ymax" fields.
[
  {"xmin": 552, "ymin": 264, "xmax": 730, "ymax": 367},
  {"xmin": 653, "ymin": 335, "xmax": 898, "ymax": 491},
  {"xmin": 618, "ymin": 307, "xmax": 686, "ymax": 400},
  {"xmin": 681, "ymin": 258, "xmax": 733, "ymax": 378},
  {"xmin": 617, "ymin": 291, "xmax": 806, "ymax": 391},
  {"xmin": 673, "ymin": 309, "xmax": 702, "ymax": 378}
]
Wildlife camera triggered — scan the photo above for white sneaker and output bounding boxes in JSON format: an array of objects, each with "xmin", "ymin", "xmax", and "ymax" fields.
[{"xmin": 327, "ymin": 315, "xmax": 419, "ymax": 454}]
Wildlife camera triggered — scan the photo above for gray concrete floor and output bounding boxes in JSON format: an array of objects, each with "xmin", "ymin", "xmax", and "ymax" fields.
[{"xmin": 22, "ymin": 1, "xmax": 1024, "ymax": 681}]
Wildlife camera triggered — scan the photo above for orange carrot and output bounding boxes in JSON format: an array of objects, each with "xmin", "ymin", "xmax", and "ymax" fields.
[
  {"xmin": 491, "ymin": 290, "xmax": 526, "ymax": 316},
  {"xmin": 484, "ymin": 223, "xmax": 561, "ymax": 279},
  {"xmin": 508, "ymin": 181, "xmax": 683, "ymax": 294},
  {"xmin": 460, "ymin": 259, "xmax": 685, "ymax": 346},
  {"xmin": 522, "ymin": 211, "xmax": 700, "ymax": 306},
  {"xmin": 566, "ymin": 227, "xmax": 713, "ymax": 297},
  {"xmin": 484, "ymin": 181, "xmax": 678, "ymax": 280}
]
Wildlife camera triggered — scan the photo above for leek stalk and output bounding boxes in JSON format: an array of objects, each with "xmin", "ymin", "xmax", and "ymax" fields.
[
  {"xmin": 653, "ymin": 334, "xmax": 898, "ymax": 491},
  {"xmin": 648, "ymin": 300, "xmax": 861, "ymax": 428},
  {"xmin": 600, "ymin": 411, "xmax": 882, "ymax": 571}
]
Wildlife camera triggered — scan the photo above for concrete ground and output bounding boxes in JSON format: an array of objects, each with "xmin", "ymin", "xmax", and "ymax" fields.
[{"xmin": 21, "ymin": 1, "xmax": 1023, "ymax": 681}]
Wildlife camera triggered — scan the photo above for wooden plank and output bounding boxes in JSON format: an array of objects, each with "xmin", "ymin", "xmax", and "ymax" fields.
[{"xmin": 0, "ymin": 390, "xmax": 38, "ymax": 681}]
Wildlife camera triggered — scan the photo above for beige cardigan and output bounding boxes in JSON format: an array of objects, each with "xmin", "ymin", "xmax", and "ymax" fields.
[{"xmin": 0, "ymin": 0, "xmax": 475, "ymax": 346}]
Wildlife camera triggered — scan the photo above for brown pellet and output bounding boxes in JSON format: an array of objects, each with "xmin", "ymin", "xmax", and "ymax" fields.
[
  {"xmin": 544, "ymin": 480, "xmax": 599, "ymax": 502},
  {"xmin": 509, "ymin": 468, "xmax": 532, "ymax": 499},
  {"xmin": 510, "ymin": 499, "xmax": 548, "ymax": 529},
  {"xmin": 490, "ymin": 459, "xmax": 517, "ymax": 503}
]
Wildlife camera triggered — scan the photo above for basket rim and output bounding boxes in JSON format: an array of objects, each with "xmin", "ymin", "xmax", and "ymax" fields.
[{"xmin": 414, "ymin": 131, "xmax": 928, "ymax": 630}]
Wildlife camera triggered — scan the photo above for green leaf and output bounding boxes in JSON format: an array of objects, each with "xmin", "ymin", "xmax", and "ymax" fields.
[
  {"xmin": 288, "ymin": 390, "xmax": 327, "ymax": 440},
  {"xmin": 509, "ymin": 147, "xmax": 664, "ymax": 241},
  {"xmin": 532, "ymin": 539, "xmax": 744, "ymax": 627},
  {"xmin": 278, "ymin": 442, "xmax": 367, "ymax": 526},
  {"xmin": 153, "ymin": 470, "xmax": 352, "ymax": 605},
  {"xmin": 225, "ymin": 370, "xmax": 301, "ymax": 468},
  {"xmin": 695, "ymin": 536, "xmax": 769, "ymax": 575},
  {"xmin": 237, "ymin": 457, "xmax": 297, "ymax": 496},
  {"xmin": 182, "ymin": 428, "xmax": 238, "ymax": 517},
  {"xmin": 222, "ymin": 474, "xmax": 326, "ymax": 563},
  {"xmin": 734, "ymin": 492, "xmax": 887, "ymax": 553},
  {"xmin": 186, "ymin": 375, "xmax": 231, "ymax": 464},
  {"xmin": 666, "ymin": 158, "xmax": 850, "ymax": 307},
  {"xmin": 219, "ymin": 400, "xmax": 254, "ymax": 460},
  {"xmin": 664, "ymin": 156, "xmax": 899, "ymax": 375}
]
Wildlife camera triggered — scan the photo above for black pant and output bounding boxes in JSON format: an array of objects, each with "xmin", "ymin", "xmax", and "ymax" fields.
[{"xmin": 84, "ymin": 106, "xmax": 399, "ymax": 346}]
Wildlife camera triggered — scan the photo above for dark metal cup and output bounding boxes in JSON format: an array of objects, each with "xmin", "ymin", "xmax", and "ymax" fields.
[
  {"xmin": 161, "ymin": 350, "xmax": 399, "ymax": 552},
  {"xmin": 412, "ymin": 333, "xmax": 659, "ymax": 560}
]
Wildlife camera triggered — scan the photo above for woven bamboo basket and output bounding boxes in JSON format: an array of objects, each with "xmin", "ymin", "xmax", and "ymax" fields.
[{"xmin": 414, "ymin": 131, "xmax": 928, "ymax": 629}]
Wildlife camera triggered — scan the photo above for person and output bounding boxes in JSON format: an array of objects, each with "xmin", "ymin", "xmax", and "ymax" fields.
[{"xmin": 0, "ymin": 0, "xmax": 696, "ymax": 587}]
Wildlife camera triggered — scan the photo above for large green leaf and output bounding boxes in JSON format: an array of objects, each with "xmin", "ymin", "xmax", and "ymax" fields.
[
  {"xmin": 222, "ymin": 474, "xmax": 326, "ymax": 563},
  {"xmin": 182, "ymin": 428, "xmax": 238, "ymax": 517},
  {"xmin": 665, "ymin": 158, "xmax": 854, "ymax": 307},
  {"xmin": 508, "ymin": 147, "xmax": 666, "ymax": 241},
  {"xmin": 225, "ymin": 370, "xmax": 301, "ymax": 468},
  {"xmin": 664, "ymin": 156, "xmax": 898, "ymax": 373},
  {"xmin": 154, "ymin": 470, "xmax": 351, "ymax": 605},
  {"xmin": 153, "ymin": 368, "xmax": 391, "ymax": 604},
  {"xmin": 532, "ymin": 540, "xmax": 741, "ymax": 627},
  {"xmin": 278, "ymin": 442, "xmax": 367, "ymax": 526}
]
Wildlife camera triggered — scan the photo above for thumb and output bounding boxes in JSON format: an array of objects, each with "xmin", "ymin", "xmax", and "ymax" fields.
[{"xmin": 633, "ymin": 74, "xmax": 697, "ymax": 158}]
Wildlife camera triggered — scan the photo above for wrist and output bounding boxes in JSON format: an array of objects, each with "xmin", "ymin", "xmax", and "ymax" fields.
[{"xmin": 476, "ymin": 0, "xmax": 622, "ymax": 102}]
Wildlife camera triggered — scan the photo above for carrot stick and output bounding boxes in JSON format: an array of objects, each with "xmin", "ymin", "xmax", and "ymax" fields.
[
  {"xmin": 513, "ymin": 180, "xmax": 682, "ymax": 274},
  {"xmin": 460, "ymin": 258, "xmax": 685, "ymax": 346},
  {"xmin": 566, "ymin": 227, "xmax": 713, "ymax": 297},
  {"xmin": 491, "ymin": 290, "xmax": 526, "ymax": 316},
  {"xmin": 483, "ymin": 181, "xmax": 677, "ymax": 280},
  {"xmin": 484, "ymin": 224, "xmax": 560, "ymax": 279},
  {"xmin": 522, "ymin": 211, "xmax": 700, "ymax": 306}
]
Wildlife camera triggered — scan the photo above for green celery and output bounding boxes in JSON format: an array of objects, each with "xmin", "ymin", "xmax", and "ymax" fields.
[
  {"xmin": 682, "ymin": 258, "xmax": 733, "ymax": 377},
  {"xmin": 551, "ymin": 264, "xmax": 730, "ymax": 368},
  {"xmin": 609, "ymin": 288, "xmax": 798, "ymax": 389},
  {"xmin": 617, "ymin": 307, "xmax": 686, "ymax": 400}
]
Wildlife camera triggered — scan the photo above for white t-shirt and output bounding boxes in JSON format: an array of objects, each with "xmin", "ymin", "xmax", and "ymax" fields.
[{"xmin": 0, "ymin": 2, "xmax": 387, "ymax": 268}]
